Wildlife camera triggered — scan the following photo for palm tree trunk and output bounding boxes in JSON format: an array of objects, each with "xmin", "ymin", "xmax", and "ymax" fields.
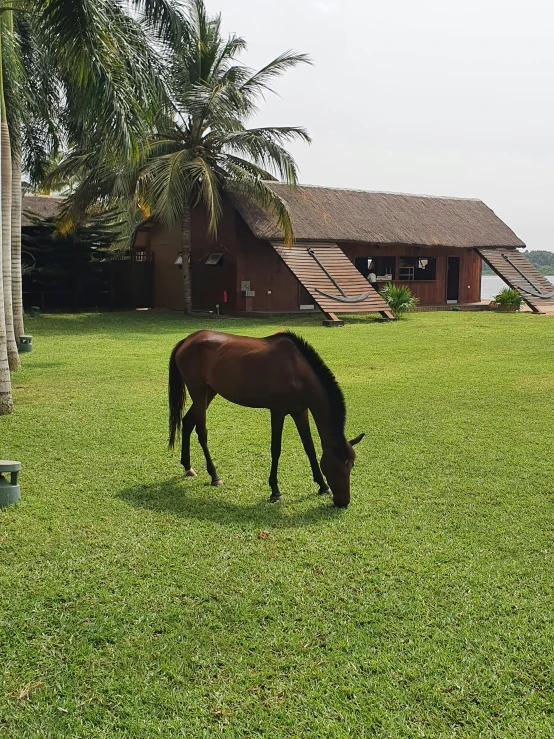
[
  {"xmin": 2, "ymin": 121, "xmax": 20, "ymax": 371},
  {"xmin": 0, "ymin": 27, "xmax": 13, "ymax": 413},
  {"xmin": 1, "ymin": 10, "xmax": 19, "ymax": 371},
  {"xmin": 11, "ymin": 144, "xmax": 25, "ymax": 343},
  {"xmin": 181, "ymin": 202, "xmax": 192, "ymax": 314}
]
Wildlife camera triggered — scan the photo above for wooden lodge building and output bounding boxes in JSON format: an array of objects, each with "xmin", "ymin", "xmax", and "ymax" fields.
[
  {"xmin": 22, "ymin": 186, "xmax": 554, "ymax": 317},
  {"xmin": 133, "ymin": 183, "xmax": 554, "ymax": 318}
]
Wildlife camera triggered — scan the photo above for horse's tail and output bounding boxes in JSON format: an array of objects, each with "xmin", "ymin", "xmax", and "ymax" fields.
[{"xmin": 168, "ymin": 338, "xmax": 188, "ymax": 449}]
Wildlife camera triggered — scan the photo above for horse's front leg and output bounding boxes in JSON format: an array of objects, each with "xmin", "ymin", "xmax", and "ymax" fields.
[
  {"xmin": 292, "ymin": 409, "xmax": 331, "ymax": 495},
  {"xmin": 269, "ymin": 411, "xmax": 285, "ymax": 502}
]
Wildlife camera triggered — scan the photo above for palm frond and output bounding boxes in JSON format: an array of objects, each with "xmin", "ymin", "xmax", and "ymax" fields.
[
  {"xmin": 240, "ymin": 51, "xmax": 312, "ymax": 101},
  {"xmin": 217, "ymin": 128, "xmax": 311, "ymax": 183},
  {"xmin": 139, "ymin": 147, "xmax": 196, "ymax": 226},
  {"xmin": 130, "ymin": 0, "xmax": 188, "ymax": 45},
  {"xmin": 33, "ymin": 0, "xmax": 167, "ymax": 156},
  {"xmin": 224, "ymin": 173, "xmax": 294, "ymax": 245}
]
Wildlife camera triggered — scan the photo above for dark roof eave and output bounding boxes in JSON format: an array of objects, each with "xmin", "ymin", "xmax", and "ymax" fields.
[{"xmin": 266, "ymin": 237, "xmax": 525, "ymax": 249}]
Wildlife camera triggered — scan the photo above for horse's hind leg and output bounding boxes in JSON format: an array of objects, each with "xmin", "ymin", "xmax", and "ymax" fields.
[
  {"xmin": 181, "ymin": 405, "xmax": 197, "ymax": 477},
  {"xmin": 269, "ymin": 411, "xmax": 285, "ymax": 502},
  {"xmin": 292, "ymin": 410, "xmax": 331, "ymax": 495},
  {"xmin": 190, "ymin": 387, "xmax": 221, "ymax": 486}
]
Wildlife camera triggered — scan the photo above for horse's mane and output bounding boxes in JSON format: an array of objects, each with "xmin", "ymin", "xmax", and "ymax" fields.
[{"xmin": 280, "ymin": 331, "xmax": 347, "ymax": 443}]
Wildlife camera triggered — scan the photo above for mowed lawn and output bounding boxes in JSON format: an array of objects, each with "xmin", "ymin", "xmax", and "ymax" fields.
[{"xmin": 1, "ymin": 310, "xmax": 553, "ymax": 738}]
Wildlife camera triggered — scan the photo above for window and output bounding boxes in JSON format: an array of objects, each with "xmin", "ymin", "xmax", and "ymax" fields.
[
  {"xmin": 354, "ymin": 256, "xmax": 395, "ymax": 280},
  {"xmin": 373, "ymin": 256, "xmax": 395, "ymax": 281},
  {"xmin": 205, "ymin": 252, "xmax": 223, "ymax": 266},
  {"xmin": 398, "ymin": 257, "xmax": 436, "ymax": 281}
]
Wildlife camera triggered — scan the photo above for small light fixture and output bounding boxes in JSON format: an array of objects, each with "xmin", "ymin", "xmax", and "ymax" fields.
[{"xmin": 174, "ymin": 254, "xmax": 183, "ymax": 266}]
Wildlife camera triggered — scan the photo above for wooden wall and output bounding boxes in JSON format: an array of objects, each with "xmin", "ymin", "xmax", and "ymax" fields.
[
  {"xmin": 191, "ymin": 200, "xmax": 310, "ymax": 313},
  {"xmin": 146, "ymin": 221, "xmax": 184, "ymax": 311},
  {"xmin": 340, "ymin": 243, "xmax": 482, "ymax": 304},
  {"xmin": 137, "ymin": 204, "xmax": 482, "ymax": 312},
  {"xmin": 190, "ymin": 205, "xmax": 238, "ymax": 312}
]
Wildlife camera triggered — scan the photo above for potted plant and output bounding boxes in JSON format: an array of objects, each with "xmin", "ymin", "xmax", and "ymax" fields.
[
  {"xmin": 491, "ymin": 288, "xmax": 525, "ymax": 312},
  {"xmin": 380, "ymin": 283, "xmax": 419, "ymax": 318}
]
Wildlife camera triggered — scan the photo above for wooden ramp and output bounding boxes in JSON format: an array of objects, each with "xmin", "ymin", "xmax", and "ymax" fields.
[
  {"xmin": 272, "ymin": 243, "xmax": 394, "ymax": 321},
  {"xmin": 477, "ymin": 248, "xmax": 554, "ymax": 314}
]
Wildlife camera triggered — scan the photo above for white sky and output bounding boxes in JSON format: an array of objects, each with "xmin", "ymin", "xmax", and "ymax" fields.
[{"xmin": 209, "ymin": 0, "xmax": 554, "ymax": 251}]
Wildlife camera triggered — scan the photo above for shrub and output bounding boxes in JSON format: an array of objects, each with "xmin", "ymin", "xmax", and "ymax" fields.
[
  {"xmin": 493, "ymin": 288, "xmax": 525, "ymax": 310},
  {"xmin": 380, "ymin": 283, "xmax": 419, "ymax": 318}
]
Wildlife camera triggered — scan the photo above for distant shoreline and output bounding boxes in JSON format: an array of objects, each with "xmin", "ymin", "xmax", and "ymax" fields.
[{"xmin": 481, "ymin": 273, "xmax": 554, "ymax": 300}]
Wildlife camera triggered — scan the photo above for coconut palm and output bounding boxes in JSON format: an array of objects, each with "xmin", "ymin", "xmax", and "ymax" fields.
[
  {"xmin": 1, "ymin": 9, "xmax": 21, "ymax": 372},
  {"xmin": 0, "ymin": 0, "xmax": 185, "ymax": 414},
  {"xmin": 0, "ymin": 9, "xmax": 15, "ymax": 410},
  {"xmin": 140, "ymin": 0, "xmax": 311, "ymax": 312},
  {"xmin": 58, "ymin": 0, "xmax": 311, "ymax": 313}
]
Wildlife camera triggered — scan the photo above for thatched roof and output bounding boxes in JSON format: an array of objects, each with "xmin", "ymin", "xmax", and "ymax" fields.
[
  {"xmin": 22, "ymin": 195, "xmax": 64, "ymax": 227},
  {"xmin": 231, "ymin": 184, "xmax": 525, "ymax": 249}
]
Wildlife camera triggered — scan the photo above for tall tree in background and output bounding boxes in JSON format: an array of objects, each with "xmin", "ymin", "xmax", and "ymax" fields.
[
  {"xmin": 2, "ymin": 9, "xmax": 21, "ymax": 371},
  {"xmin": 57, "ymin": 0, "xmax": 311, "ymax": 314},
  {"xmin": 0, "ymin": 0, "xmax": 185, "ymax": 415},
  {"xmin": 140, "ymin": 0, "xmax": 310, "ymax": 313},
  {"xmin": 0, "ymin": 8, "xmax": 14, "ymax": 411}
]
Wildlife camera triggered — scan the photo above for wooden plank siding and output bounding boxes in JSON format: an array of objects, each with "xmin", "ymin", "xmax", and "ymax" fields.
[
  {"xmin": 477, "ymin": 248, "xmax": 554, "ymax": 314},
  {"xmin": 137, "ymin": 199, "xmax": 485, "ymax": 314},
  {"xmin": 272, "ymin": 243, "xmax": 393, "ymax": 318},
  {"xmin": 147, "ymin": 221, "xmax": 184, "ymax": 311},
  {"xmin": 340, "ymin": 244, "xmax": 482, "ymax": 304}
]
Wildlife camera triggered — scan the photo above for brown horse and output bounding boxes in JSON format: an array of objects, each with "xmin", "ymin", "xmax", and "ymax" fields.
[{"xmin": 168, "ymin": 330, "xmax": 364, "ymax": 507}]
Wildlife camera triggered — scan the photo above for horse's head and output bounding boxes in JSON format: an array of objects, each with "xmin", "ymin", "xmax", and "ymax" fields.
[{"xmin": 321, "ymin": 433, "xmax": 365, "ymax": 507}]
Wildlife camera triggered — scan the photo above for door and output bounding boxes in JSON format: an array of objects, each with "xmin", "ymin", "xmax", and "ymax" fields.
[{"xmin": 447, "ymin": 257, "xmax": 460, "ymax": 302}]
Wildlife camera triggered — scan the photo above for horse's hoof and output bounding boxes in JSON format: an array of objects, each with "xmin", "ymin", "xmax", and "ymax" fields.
[
  {"xmin": 211, "ymin": 478, "xmax": 223, "ymax": 487},
  {"xmin": 318, "ymin": 487, "xmax": 331, "ymax": 496},
  {"xmin": 269, "ymin": 495, "xmax": 282, "ymax": 503},
  {"xmin": 184, "ymin": 468, "xmax": 197, "ymax": 478}
]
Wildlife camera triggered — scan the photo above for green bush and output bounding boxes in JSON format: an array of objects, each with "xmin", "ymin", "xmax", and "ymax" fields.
[
  {"xmin": 380, "ymin": 283, "xmax": 419, "ymax": 318},
  {"xmin": 493, "ymin": 288, "xmax": 525, "ymax": 310}
]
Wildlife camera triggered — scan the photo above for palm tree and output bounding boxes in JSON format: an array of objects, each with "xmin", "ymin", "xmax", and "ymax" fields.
[
  {"xmin": 140, "ymin": 0, "xmax": 311, "ymax": 312},
  {"xmin": 0, "ymin": 0, "xmax": 185, "ymax": 415},
  {"xmin": 10, "ymin": 10, "xmax": 63, "ymax": 349},
  {"xmin": 1, "ymin": 9, "xmax": 21, "ymax": 372},
  {"xmin": 0, "ymin": 9, "xmax": 14, "ymax": 410},
  {"xmin": 58, "ymin": 0, "xmax": 311, "ymax": 314}
]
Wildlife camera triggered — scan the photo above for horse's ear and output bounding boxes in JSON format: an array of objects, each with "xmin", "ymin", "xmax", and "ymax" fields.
[{"xmin": 349, "ymin": 433, "xmax": 365, "ymax": 446}]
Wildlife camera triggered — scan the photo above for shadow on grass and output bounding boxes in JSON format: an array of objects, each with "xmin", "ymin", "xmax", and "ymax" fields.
[
  {"xmin": 118, "ymin": 476, "xmax": 341, "ymax": 529},
  {"xmin": 339, "ymin": 314, "xmax": 394, "ymax": 325},
  {"xmin": 27, "ymin": 310, "xmax": 390, "ymax": 338},
  {"xmin": 21, "ymin": 361, "xmax": 64, "ymax": 370},
  {"xmin": 26, "ymin": 311, "xmax": 336, "ymax": 337}
]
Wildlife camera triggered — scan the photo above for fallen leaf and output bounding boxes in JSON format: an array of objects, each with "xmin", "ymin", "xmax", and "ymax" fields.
[
  {"xmin": 18, "ymin": 682, "xmax": 43, "ymax": 701},
  {"xmin": 258, "ymin": 531, "xmax": 269, "ymax": 540}
]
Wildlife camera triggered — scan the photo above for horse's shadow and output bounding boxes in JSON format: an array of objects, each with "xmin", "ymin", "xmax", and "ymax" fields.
[{"xmin": 118, "ymin": 476, "xmax": 341, "ymax": 530}]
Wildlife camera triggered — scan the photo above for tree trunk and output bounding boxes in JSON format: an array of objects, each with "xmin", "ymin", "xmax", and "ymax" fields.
[
  {"xmin": 2, "ymin": 120, "xmax": 20, "ymax": 371},
  {"xmin": 0, "ymin": 31, "xmax": 13, "ymax": 413},
  {"xmin": 11, "ymin": 146, "xmax": 24, "ymax": 343},
  {"xmin": 181, "ymin": 203, "xmax": 192, "ymax": 314}
]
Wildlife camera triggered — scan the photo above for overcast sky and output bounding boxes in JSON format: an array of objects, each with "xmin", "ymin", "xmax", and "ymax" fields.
[{"xmin": 208, "ymin": 0, "xmax": 553, "ymax": 251}]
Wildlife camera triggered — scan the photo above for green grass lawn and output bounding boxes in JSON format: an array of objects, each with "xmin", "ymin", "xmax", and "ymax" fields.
[{"xmin": 1, "ymin": 310, "xmax": 553, "ymax": 738}]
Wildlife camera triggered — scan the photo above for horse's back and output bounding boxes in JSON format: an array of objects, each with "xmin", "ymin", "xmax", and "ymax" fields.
[{"xmin": 175, "ymin": 331, "xmax": 310, "ymax": 411}]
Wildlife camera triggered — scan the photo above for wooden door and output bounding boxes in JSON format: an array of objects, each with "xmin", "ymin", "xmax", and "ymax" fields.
[{"xmin": 447, "ymin": 257, "xmax": 460, "ymax": 302}]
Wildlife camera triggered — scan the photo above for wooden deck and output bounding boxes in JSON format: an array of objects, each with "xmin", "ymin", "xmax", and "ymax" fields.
[
  {"xmin": 271, "ymin": 243, "xmax": 393, "ymax": 321},
  {"xmin": 477, "ymin": 248, "xmax": 554, "ymax": 314}
]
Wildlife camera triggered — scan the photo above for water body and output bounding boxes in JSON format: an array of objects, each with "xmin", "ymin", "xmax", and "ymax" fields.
[{"xmin": 481, "ymin": 275, "xmax": 554, "ymax": 300}]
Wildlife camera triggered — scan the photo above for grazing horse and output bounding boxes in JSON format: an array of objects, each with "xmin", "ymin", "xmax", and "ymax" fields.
[{"xmin": 168, "ymin": 330, "xmax": 364, "ymax": 507}]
